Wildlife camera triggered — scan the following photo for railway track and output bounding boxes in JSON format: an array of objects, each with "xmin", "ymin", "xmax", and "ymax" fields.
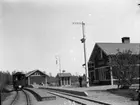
[
  {"xmin": 42, "ymin": 89, "xmax": 111, "ymax": 105},
  {"xmin": 22, "ymin": 90, "xmax": 31, "ymax": 105},
  {"xmin": 10, "ymin": 90, "xmax": 31, "ymax": 105},
  {"xmin": 10, "ymin": 91, "xmax": 18, "ymax": 105}
]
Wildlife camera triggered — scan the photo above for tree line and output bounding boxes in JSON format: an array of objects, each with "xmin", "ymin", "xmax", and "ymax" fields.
[{"xmin": 0, "ymin": 71, "xmax": 12, "ymax": 90}]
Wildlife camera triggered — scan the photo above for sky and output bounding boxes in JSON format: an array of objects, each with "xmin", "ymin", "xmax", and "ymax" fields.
[{"xmin": 0, "ymin": 0, "xmax": 140, "ymax": 76}]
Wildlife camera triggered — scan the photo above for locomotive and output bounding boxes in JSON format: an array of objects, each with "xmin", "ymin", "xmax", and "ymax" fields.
[{"xmin": 13, "ymin": 72, "xmax": 26, "ymax": 90}]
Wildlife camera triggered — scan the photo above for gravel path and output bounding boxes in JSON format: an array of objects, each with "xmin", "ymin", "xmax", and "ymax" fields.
[{"xmin": 86, "ymin": 90, "xmax": 138, "ymax": 105}]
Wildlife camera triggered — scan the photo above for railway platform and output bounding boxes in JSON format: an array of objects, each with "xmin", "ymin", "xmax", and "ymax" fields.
[
  {"xmin": 39, "ymin": 85, "xmax": 138, "ymax": 105},
  {"xmin": 26, "ymin": 88, "xmax": 56, "ymax": 101}
]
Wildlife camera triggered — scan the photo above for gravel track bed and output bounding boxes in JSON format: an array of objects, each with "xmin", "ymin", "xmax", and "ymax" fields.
[
  {"xmin": 27, "ymin": 88, "xmax": 81, "ymax": 105},
  {"xmin": 2, "ymin": 91, "xmax": 16, "ymax": 105}
]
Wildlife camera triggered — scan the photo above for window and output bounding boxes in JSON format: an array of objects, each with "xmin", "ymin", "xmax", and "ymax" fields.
[
  {"xmin": 32, "ymin": 72, "xmax": 41, "ymax": 76},
  {"xmin": 101, "ymin": 50, "xmax": 103, "ymax": 59},
  {"xmin": 105, "ymin": 69, "xmax": 110, "ymax": 80}
]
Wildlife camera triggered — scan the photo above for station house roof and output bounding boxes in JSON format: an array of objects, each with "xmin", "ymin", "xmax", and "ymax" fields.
[
  {"xmin": 97, "ymin": 43, "xmax": 140, "ymax": 55},
  {"xmin": 89, "ymin": 41, "xmax": 140, "ymax": 62},
  {"xmin": 25, "ymin": 69, "xmax": 46, "ymax": 77},
  {"xmin": 57, "ymin": 73, "xmax": 71, "ymax": 77}
]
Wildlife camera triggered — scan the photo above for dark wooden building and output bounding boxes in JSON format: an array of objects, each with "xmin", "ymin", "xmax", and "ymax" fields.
[
  {"xmin": 25, "ymin": 70, "xmax": 48, "ymax": 86},
  {"xmin": 56, "ymin": 73, "xmax": 71, "ymax": 86},
  {"xmin": 88, "ymin": 37, "xmax": 140, "ymax": 86}
]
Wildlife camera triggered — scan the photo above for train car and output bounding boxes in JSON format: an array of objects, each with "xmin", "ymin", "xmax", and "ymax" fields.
[{"xmin": 13, "ymin": 72, "xmax": 26, "ymax": 91}]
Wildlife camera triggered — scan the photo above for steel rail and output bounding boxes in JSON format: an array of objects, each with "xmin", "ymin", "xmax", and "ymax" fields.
[
  {"xmin": 46, "ymin": 91, "xmax": 86, "ymax": 105},
  {"xmin": 10, "ymin": 91, "xmax": 19, "ymax": 105},
  {"xmin": 46, "ymin": 89, "xmax": 111, "ymax": 105},
  {"xmin": 9, "ymin": 90, "xmax": 31, "ymax": 105},
  {"xmin": 22, "ymin": 90, "xmax": 31, "ymax": 105}
]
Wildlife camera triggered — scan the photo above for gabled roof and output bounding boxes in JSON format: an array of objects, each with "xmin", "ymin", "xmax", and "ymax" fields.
[
  {"xmin": 89, "ymin": 43, "xmax": 140, "ymax": 62},
  {"xmin": 57, "ymin": 73, "xmax": 71, "ymax": 77},
  {"xmin": 97, "ymin": 43, "xmax": 140, "ymax": 55},
  {"xmin": 25, "ymin": 70, "xmax": 46, "ymax": 77}
]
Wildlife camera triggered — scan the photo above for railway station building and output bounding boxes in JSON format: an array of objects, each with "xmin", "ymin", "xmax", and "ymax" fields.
[
  {"xmin": 56, "ymin": 73, "xmax": 71, "ymax": 86},
  {"xmin": 25, "ymin": 70, "xmax": 48, "ymax": 86},
  {"xmin": 88, "ymin": 37, "xmax": 140, "ymax": 86}
]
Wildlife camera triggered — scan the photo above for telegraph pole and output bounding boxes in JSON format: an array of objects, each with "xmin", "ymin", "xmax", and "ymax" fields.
[
  {"xmin": 73, "ymin": 21, "xmax": 89, "ymax": 87},
  {"xmin": 138, "ymin": 3, "xmax": 140, "ymax": 104},
  {"xmin": 56, "ymin": 55, "xmax": 61, "ymax": 74},
  {"xmin": 58, "ymin": 56, "xmax": 61, "ymax": 74},
  {"xmin": 0, "ymin": 87, "xmax": 1, "ymax": 105}
]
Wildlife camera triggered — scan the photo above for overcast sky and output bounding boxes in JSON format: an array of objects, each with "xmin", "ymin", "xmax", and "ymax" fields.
[{"xmin": 0, "ymin": 0, "xmax": 140, "ymax": 76}]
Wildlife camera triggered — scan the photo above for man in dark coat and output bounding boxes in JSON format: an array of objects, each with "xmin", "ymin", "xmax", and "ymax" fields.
[{"xmin": 79, "ymin": 76, "xmax": 83, "ymax": 87}]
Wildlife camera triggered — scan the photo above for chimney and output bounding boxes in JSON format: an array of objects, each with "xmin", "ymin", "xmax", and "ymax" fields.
[{"xmin": 122, "ymin": 37, "xmax": 130, "ymax": 44}]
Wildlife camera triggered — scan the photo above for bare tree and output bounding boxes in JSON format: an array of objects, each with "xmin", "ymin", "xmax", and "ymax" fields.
[{"xmin": 110, "ymin": 49, "xmax": 139, "ymax": 89}]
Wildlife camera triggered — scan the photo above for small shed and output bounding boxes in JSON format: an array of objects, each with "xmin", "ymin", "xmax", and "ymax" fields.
[
  {"xmin": 56, "ymin": 73, "xmax": 71, "ymax": 86},
  {"xmin": 25, "ymin": 70, "xmax": 48, "ymax": 86}
]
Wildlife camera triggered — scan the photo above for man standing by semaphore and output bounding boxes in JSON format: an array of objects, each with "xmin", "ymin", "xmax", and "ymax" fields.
[{"xmin": 79, "ymin": 76, "xmax": 83, "ymax": 87}]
